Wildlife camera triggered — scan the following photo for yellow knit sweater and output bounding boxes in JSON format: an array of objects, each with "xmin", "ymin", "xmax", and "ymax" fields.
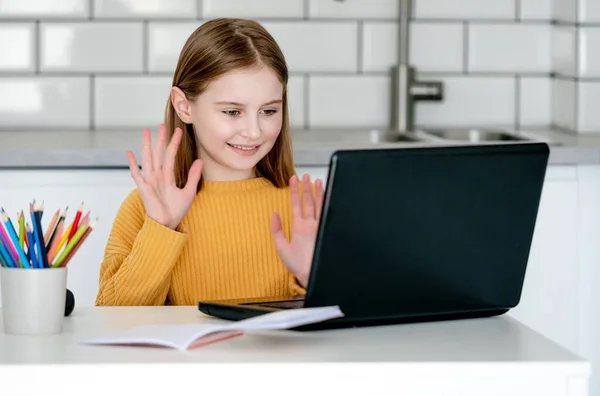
[{"xmin": 95, "ymin": 177, "xmax": 305, "ymax": 306}]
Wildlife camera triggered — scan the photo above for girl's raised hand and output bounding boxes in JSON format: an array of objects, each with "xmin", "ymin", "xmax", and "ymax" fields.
[
  {"xmin": 126, "ymin": 124, "xmax": 203, "ymax": 230},
  {"xmin": 271, "ymin": 174, "xmax": 325, "ymax": 288}
]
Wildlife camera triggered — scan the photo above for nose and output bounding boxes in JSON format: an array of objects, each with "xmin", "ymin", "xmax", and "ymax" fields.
[{"xmin": 240, "ymin": 115, "xmax": 261, "ymax": 140}]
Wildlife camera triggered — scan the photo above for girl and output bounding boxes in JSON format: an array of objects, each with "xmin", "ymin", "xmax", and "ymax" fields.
[{"xmin": 95, "ymin": 18, "xmax": 324, "ymax": 306}]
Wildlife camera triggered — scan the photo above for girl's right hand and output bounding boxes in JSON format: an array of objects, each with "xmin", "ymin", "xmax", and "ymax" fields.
[{"xmin": 126, "ymin": 124, "xmax": 203, "ymax": 230}]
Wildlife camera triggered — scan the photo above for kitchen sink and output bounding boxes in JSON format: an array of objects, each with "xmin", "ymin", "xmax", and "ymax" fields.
[{"xmin": 421, "ymin": 128, "xmax": 528, "ymax": 142}]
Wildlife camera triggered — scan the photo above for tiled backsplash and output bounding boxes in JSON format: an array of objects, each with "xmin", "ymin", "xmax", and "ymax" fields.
[{"xmin": 0, "ymin": 0, "xmax": 591, "ymax": 134}]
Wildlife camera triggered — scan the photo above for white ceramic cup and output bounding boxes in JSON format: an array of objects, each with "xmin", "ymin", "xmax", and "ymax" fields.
[{"xmin": 0, "ymin": 266, "xmax": 68, "ymax": 335}]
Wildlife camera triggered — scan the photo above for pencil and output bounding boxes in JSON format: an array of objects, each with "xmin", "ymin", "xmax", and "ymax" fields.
[
  {"xmin": 0, "ymin": 240, "xmax": 14, "ymax": 268},
  {"xmin": 46, "ymin": 207, "xmax": 67, "ymax": 253},
  {"xmin": 47, "ymin": 220, "xmax": 64, "ymax": 264},
  {"xmin": 0, "ymin": 211, "xmax": 19, "ymax": 265},
  {"xmin": 18, "ymin": 211, "xmax": 25, "ymax": 250},
  {"xmin": 55, "ymin": 219, "xmax": 96, "ymax": 268},
  {"xmin": 52, "ymin": 221, "xmax": 90, "ymax": 268},
  {"xmin": 26, "ymin": 223, "xmax": 38, "ymax": 268},
  {"xmin": 67, "ymin": 202, "xmax": 84, "ymax": 243},
  {"xmin": 43, "ymin": 208, "xmax": 60, "ymax": 245},
  {"xmin": 0, "ymin": 246, "xmax": 8, "ymax": 267},
  {"xmin": 1, "ymin": 210, "xmax": 30, "ymax": 268},
  {"xmin": 30, "ymin": 203, "xmax": 47, "ymax": 268},
  {"xmin": 55, "ymin": 222, "xmax": 72, "ymax": 255}
]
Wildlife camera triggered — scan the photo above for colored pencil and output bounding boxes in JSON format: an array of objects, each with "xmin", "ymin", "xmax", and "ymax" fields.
[
  {"xmin": 52, "ymin": 221, "xmax": 89, "ymax": 267},
  {"xmin": 26, "ymin": 223, "xmax": 38, "ymax": 268},
  {"xmin": 67, "ymin": 202, "xmax": 84, "ymax": 243},
  {"xmin": 55, "ymin": 222, "xmax": 72, "ymax": 256},
  {"xmin": 0, "ymin": 240, "xmax": 14, "ymax": 268},
  {"xmin": 46, "ymin": 207, "xmax": 67, "ymax": 253},
  {"xmin": 55, "ymin": 219, "xmax": 96, "ymax": 268},
  {"xmin": 18, "ymin": 211, "xmax": 25, "ymax": 250},
  {"xmin": 30, "ymin": 203, "xmax": 47, "ymax": 268},
  {"xmin": 43, "ymin": 208, "xmax": 60, "ymax": 245},
  {"xmin": 1, "ymin": 210, "xmax": 30, "ymax": 268},
  {"xmin": 0, "ymin": 214, "xmax": 19, "ymax": 265},
  {"xmin": 0, "ymin": 246, "xmax": 8, "ymax": 267},
  {"xmin": 47, "ymin": 220, "xmax": 64, "ymax": 264}
]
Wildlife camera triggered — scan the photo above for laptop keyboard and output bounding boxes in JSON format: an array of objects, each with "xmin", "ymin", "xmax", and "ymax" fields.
[{"xmin": 257, "ymin": 300, "xmax": 305, "ymax": 309}]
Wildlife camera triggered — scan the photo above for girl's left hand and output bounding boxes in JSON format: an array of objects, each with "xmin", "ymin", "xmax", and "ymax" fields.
[{"xmin": 271, "ymin": 174, "xmax": 324, "ymax": 288}]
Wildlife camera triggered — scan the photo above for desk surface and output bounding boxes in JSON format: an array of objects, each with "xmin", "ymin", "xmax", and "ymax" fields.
[
  {"xmin": 0, "ymin": 307, "xmax": 592, "ymax": 396},
  {"xmin": 0, "ymin": 306, "xmax": 588, "ymax": 368}
]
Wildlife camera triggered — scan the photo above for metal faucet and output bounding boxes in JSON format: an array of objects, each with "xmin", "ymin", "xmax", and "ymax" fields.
[{"xmin": 391, "ymin": 0, "xmax": 444, "ymax": 133}]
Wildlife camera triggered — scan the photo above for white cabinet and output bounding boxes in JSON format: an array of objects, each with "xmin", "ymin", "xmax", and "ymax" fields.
[{"xmin": 508, "ymin": 166, "xmax": 580, "ymax": 353}]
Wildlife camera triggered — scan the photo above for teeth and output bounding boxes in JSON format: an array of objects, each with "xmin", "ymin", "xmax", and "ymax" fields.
[{"xmin": 230, "ymin": 144, "xmax": 257, "ymax": 151}]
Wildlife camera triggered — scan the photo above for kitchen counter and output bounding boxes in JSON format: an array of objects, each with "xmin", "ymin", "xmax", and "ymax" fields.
[{"xmin": 1, "ymin": 128, "xmax": 600, "ymax": 168}]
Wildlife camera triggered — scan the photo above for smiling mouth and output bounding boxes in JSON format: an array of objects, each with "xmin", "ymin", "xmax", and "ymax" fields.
[{"xmin": 227, "ymin": 143, "xmax": 261, "ymax": 151}]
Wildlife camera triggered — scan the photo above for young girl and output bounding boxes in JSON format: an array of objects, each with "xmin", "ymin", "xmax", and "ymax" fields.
[{"xmin": 95, "ymin": 18, "xmax": 324, "ymax": 306}]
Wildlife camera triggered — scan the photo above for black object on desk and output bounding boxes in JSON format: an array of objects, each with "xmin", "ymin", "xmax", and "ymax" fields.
[{"xmin": 65, "ymin": 289, "xmax": 74, "ymax": 316}]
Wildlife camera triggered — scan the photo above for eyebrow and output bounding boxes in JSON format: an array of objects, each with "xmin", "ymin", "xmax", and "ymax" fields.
[{"xmin": 214, "ymin": 99, "xmax": 283, "ymax": 106}]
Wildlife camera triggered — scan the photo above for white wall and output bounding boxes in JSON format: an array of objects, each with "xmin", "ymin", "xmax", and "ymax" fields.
[{"xmin": 0, "ymin": 0, "xmax": 560, "ymax": 133}]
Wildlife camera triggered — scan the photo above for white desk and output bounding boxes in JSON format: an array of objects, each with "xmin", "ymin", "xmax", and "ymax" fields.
[{"xmin": 0, "ymin": 307, "xmax": 591, "ymax": 396}]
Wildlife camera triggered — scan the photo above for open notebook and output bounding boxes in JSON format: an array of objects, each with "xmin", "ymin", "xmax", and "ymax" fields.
[{"xmin": 80, "ymin": 306, "xmax": 344, "ymax": 350}]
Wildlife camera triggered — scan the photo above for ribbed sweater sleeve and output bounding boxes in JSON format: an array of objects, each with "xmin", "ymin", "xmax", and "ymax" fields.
[{"xmin": 95, "ymin": 189, "xmax": 189, "ymax": 306}]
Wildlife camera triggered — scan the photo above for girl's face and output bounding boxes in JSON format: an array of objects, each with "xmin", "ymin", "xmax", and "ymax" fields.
[{"xmin": 171, "ymin": 65, "xmax": 284, "ymax": 182}]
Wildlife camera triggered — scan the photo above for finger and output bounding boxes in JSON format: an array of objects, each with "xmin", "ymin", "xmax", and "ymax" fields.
[
  {"xmin": 141, "ymin": 128, "xmax": 154, "ymax": 174},
  {"xmin": 152, "ymin": 124, "xmax": 167, "ymax": 171},
  {"xmin": 164, "ymin": 127, "xmax": 183, "ymax": 180},
  {"xmin": 126, "ymin": 150, "xmax": 145, "ymax": 186},
  {"xmin": 289, "ymin": 175, "xmax": 302, "ymax": 219},
  {"xmin": 314, "ymin": 178, "xmax": 325, "ymax": 220},
  {"xmin": 301, "ymin": 174, "xmax": 315, "ymax": 219},
  {"xmin": 183, "ymin": 159, "xmax": 203, "ymax": 196}
]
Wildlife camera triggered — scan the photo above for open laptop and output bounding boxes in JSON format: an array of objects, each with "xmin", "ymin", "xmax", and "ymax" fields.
[{"xmin": 198, "ymin": 142, "xmax": 550, "ymax": 330}]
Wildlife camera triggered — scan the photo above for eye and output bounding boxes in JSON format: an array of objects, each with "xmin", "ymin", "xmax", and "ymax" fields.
[
  {"xmin": 261, "ymin": 109, "xmax": 278, "ymax": 116},
  {"xmin": 223, "ymin": 110, "xmax": 240, "ymax": 117}
]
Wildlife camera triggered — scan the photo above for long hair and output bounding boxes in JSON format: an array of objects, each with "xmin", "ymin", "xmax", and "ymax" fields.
[{"xmin": 164, "ymin": 18, "xmax": 295, "ymax": 190}]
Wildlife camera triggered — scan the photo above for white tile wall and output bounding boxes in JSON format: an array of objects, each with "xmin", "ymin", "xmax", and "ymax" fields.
[
  {"xmin": 94, "ymin": 0, "xmax": 197, "ymax": 18},
  {"xmin": 414, "ymin": 0, "xmax": 516, "ymax": 20},
  {"xmin": 364, "ymin": 22, "xmax": 464, "ymax": 73},
  {"xmin": 578, "ymin": 82, "xmax": 600, "ymax": 132},
  {"xmin": 415, "ymin": 76, "xmax": 516, "ymax": 127},
  {"xmin": 204, "ymin": 0, "xmax": 304, "ymax": 19},
  {"xmin": 41, "ymin": 22, "xmax": 144, "ymax": 72},
  {"xmin": 520, "ymin": 0, "xmax": 553, "ymax": 20},
  {"xmin": 0, "ymin": 0, "xmax": 594, "ymax": 133},
  {"xmin": 552, "ymin": 79, "xmax": 577, "ymax": 131},
  {"xmin": 0, "ymin": 77, "xmax": 90, "ymax": 128},
  {"xmin": 553, "ymin": 0, "xmax": 577, "ymax": 22},
  {"xmin": 287, "ymin": 76, "xmax": 305, "ymax": 128},
  {"xmin": 0, "ymin": 0, "xmax": 89, "ymax": 18},
  {"xmin": 148, "ymin": 22, "xmax": 201, "ymax": 72},
  {"xmin": 308, "ymin": 0, "xmax": 398, "ymax": 19},
  {"xmin": 579, "ymin": 28, "xmax": 600, "ymax": 77},
  {"xmin": 0, "ymin": 23, "xmax": 34, "ymax": 71},
  {"xmin": 94, "ymin": 77, "xmax": 171, "ymax": 128},
  {"xmin": 261, "ymin": 21, "xmax": 358, "ymax": 73},
  {"xmin": 309, "ymin": 76, "xmax": 390, "ymax": 128},
  {"xmin": 552, "ymin": 26, "xmax": 577, "ymax": 77},
  {"xmin": 520, "ymin": 77, "xmax": 552, "ymax": 126},
  {"xmin": 579, "ymin": 0, "xmax": 600, "ymax": 22},
  {"xmin": 468, "ymin": 24, "xmax": 551, "ymax": 73}
]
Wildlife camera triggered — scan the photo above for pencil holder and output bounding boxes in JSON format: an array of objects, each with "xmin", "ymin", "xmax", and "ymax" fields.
[{"xmin": 0, "ymin": 266, "xmax": 67, "ymax": 335}]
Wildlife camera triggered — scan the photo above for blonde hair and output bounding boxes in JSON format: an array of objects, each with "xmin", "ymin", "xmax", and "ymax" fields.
[{"xmin": 164, "ymin": 18, "xmax": 295, "ymax": 191}]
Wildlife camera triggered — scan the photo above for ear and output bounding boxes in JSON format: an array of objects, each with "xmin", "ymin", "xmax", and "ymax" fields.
[{"xmin": 170, "ymin": 86, "xmax": 193, "ymax": 124}]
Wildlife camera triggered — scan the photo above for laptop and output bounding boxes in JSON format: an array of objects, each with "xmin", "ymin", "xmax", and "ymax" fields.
[{"xmin": 198, "ymin": 142, "xmax": 550, "ymax": 330}]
